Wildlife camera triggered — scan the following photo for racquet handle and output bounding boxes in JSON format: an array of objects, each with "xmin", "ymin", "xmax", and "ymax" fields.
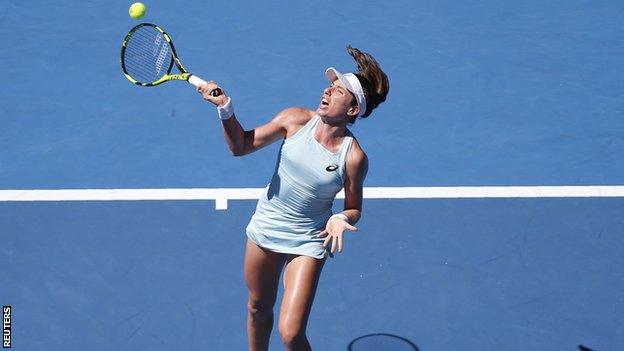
[{"xmin": 188, "ymin": 75, "xmax": 222, "ymax": 96}]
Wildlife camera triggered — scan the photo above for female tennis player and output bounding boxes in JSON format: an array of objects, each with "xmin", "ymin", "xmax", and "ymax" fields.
[{"xmin": 197, "ymin": 46, "xmax": 389, "ymax": 351}]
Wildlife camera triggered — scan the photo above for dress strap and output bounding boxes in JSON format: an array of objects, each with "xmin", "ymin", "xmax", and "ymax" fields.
[{"xmin": 338, "ymin": 130, "xmax": 354, "ymax": 166}]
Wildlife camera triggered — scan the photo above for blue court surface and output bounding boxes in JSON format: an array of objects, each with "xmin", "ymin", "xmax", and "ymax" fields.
[{"xmin": 1, "ymin": 1, "xmax": 623, "ymax": 350}]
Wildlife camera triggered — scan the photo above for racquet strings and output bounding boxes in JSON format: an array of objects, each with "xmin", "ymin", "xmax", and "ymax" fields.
[{"xmin": 123, "ymin": 26, "xmax": 173, "ymax": 83}]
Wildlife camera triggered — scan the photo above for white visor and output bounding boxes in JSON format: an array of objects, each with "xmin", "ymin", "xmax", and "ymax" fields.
[{"xmin": 325, "ymin": 67, "xmax": 367, "ymax": 118}]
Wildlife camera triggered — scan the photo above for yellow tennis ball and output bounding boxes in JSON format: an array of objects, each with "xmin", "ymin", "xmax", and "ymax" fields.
[{"xmin": 129, "ymin": 2, "xmax": 146, "ymax": 19}]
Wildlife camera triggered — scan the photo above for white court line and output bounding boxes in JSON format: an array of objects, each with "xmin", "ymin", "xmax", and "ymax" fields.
[{"xmin": 1, "ymin": 186, "xmax": 623, "ymax": 210}]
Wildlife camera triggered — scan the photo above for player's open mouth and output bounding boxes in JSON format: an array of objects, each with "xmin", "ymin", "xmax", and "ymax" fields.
[{"xmin": 320, "ymin": 98, "xmax": 329, "ymax": 107}]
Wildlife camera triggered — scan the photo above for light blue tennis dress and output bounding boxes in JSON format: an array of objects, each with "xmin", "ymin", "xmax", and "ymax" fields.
[{"xmin": 246, "ymin": 115, "xmax": 354, "ymax": 259}]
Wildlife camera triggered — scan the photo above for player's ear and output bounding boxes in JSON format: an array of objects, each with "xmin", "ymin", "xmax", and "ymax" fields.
[{"xmin": 347, "ymin": 105, "xmax": 360, "ymax": 117}]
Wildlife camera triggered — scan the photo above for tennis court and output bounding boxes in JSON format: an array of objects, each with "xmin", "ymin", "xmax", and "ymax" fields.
[{"xmin": 1, "ymin": 1, "xmax": 623, "ymax": 350}]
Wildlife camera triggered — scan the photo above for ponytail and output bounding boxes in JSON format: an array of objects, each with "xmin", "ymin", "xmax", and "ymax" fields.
[{"xmin": 347, "ymin": 46, "xmax": 389, "ymax": 120}]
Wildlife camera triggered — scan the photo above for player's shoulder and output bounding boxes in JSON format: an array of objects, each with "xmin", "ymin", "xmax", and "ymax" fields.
[
  {"xmin": 274, "ymin": 107, "xmax": 315, "ymax": 137},
  {"xmin": 346, "ymin": 137, "xmax": 368, "ymax": 171},
  {"xmin": 277, "ymin": 106, "xmax": 314, "ymax": 123}
]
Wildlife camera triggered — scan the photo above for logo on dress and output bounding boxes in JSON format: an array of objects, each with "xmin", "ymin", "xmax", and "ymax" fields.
[{"xmin": 325, "ymin": 164, "xmax": 339, "ymax": 172}]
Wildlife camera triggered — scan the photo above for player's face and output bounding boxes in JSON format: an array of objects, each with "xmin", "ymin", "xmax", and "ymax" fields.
[{"xmin": 316, "ymin": 79, "xmax": 359, "ymax": 121}]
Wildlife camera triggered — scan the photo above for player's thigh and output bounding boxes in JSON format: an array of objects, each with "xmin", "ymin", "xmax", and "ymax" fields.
[
  {"xmin": 279, "ymin": 255, "xmax": 325, "ymax": 330},
  {"xmin": 244, "ymin": 239, "xmax": 286, "ymax": 305}
]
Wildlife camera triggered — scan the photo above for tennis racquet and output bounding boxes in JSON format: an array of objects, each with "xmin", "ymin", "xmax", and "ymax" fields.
[{"xmin": 120, "ymin": 22, "xmax": 221, "ymax": 96}]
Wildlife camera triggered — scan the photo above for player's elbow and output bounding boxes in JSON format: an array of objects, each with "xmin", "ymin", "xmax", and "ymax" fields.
[
  {"xmin": 229, "ymin": 131, "xmax": 256, "ymax": 156},
  {"xmin": 230, "ymin": 148, "xmax": 245, "ymax": 157},
  {"xmin": 229, "ymin": 146, "xmax": 250, "ymax": 157},
  {"xmin": 225, "ymin": 139, "xmax": 249, "ymax": 156}
]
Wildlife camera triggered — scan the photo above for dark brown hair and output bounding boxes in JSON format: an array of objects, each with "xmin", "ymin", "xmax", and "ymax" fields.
[{"xmin": 347, "ymin": 46, "xmax": 390, "ymax": 122}]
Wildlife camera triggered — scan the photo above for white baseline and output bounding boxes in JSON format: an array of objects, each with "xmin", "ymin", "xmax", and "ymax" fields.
[{"xmin": 0, "ymin": 186, "xmax": 623, "ymax": 210}]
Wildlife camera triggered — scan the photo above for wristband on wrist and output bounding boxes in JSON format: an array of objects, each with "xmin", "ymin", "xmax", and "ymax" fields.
[
  {"xmin": 217, "ymin": 97, "xmax": 234, "ymax": 120},
  {"xmin": 330, "ymin": 213, "xmax": 349, "ymax": 223}
]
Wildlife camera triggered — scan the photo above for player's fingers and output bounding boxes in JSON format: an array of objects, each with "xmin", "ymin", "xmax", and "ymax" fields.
[
  {"xmin": 199, "ymin": 81, "xmax": 215, "ymax": 90},
  {"xmin": 314, "ymin": 230, "xmax": 328, "ymax": 239},
  {"xmin": 346, "ymin": 224, "xmax": 358, "ymax": 232},
  {"xmin": 331, "ymin": 235, "xmax": 337, "ymax": 253},
  {"xmin": 198, "ymin": 84, "xmax": 211, "ymax": 95},
  {"xmin": 323, "ymin": 235, "xmax": 332, "ymax": 248},
  {"xmin": 338, "ymin": 235, "xmax": 343, "ymax": 253}
]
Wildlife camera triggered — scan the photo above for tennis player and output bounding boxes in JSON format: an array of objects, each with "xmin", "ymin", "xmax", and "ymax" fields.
[{"xmin": 197, "ymin": 46, "xmax": 389, "ymax": 351}]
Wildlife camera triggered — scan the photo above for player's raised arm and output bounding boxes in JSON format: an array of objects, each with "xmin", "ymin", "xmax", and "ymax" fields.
[{"xmin": 197, "ymin": 82, "xmax": 312, "ymax": 156}]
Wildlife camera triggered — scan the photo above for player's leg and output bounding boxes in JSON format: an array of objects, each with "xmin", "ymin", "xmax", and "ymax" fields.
[
  {"xmin": 278, "ymin": 254, "xmax": 326, "ymax": 351},
  {"xmin": 244, "ymin": 239, "xmax": 286, "ymax": 351}
]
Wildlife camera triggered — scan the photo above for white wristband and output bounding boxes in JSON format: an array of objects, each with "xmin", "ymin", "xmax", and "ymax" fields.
[
  {"xmin": 217, "ymin": 97, "xmax": 234, "ymax": 120},
  {"xmin": 330, "ymin": 213, "xmax": 349, "ymax": 223}
]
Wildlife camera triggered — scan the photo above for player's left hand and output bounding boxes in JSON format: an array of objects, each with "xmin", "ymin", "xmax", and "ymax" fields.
[{"xmin": 316, "ymin": 216, "xmax": 358, "ymax": 254}]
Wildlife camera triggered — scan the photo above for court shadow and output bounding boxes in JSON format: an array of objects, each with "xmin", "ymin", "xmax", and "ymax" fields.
[
  {"xmin": 348, "ymin": 333, "xmax": 420, "ymax": 351},
  {"xmin": 266, "ymin": 139, "xmax": 284, "ymax": 200}
]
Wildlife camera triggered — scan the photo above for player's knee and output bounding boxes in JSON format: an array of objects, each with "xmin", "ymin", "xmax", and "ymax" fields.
[
  {"xmin": 278, "ymin": 323, "xmax": 306, "ymax": 347},
  {"xmin": 247, "ymin": 300, "xmax": 273, "ymax": 322}
]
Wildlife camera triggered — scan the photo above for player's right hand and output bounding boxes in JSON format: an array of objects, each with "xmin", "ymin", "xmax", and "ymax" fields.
[{"xmin": 197, "ymin": 81, "xmax": 229, "ymax": 107}]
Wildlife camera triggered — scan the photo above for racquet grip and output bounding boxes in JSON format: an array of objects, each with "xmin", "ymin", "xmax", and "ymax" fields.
[
  {"xmin": 188, "ymin": 75, "xmax": 222, "ymax": 97},
  {"xmin": 188, "ymin": 74, "xmax": 207, "ymax": 87}
]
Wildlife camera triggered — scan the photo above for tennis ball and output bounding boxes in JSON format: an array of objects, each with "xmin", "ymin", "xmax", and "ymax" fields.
[{"xmin": 129, "ymin": 2, "xmax": 146, "ymax": 19}]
